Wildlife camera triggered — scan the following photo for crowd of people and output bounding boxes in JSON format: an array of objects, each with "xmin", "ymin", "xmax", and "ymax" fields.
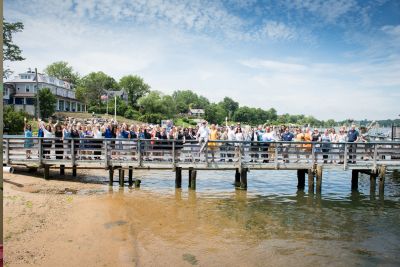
[{"xmin": 23, "ymin": 117, "xmax": 367, "ymax": 162}]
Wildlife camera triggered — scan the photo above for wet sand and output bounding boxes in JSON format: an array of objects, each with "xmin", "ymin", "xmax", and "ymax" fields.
[{"xmin": 4, "ymin": 168, "xmax": 381, "ymax": 266}]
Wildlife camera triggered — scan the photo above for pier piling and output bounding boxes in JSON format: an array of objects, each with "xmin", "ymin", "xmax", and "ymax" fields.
[
  {"xmin": 240, "ymin": 168, "xmax": 248, "ymax": 190},
  {"xmin": 235, "ymin": 168, "xmax": 241, "ymax": 187},
  {"xmin": 190, "ymin": 170, "xmax": 197, "ymax": 190},
  {"xmin": 175, "ymin": 167, "xmax": 182, "ymax": 188},
  {"xmin": 351, "ymin": 170, "xmax": 359, "ymax": 191},
  {"xmin": 60, "ymin": 165, "xmax": 65, "ymax": 176},
  {"xmin": 109, "ymin": 167, "xmax": 114, "ymax": 186},
  {"xmin": 379, "ymin": 165, "xmax": 386, "ymax": 195},
  {"xmin": 370, "ymin": 171, "xmax": 377, "ymax": 195},
  {"xmin": 316, "ymin": 165, "xmax": 323, "ymax": 193},
  {"xmin": 72, "ymin": 166, "xmax": 77, "ymax": 177},
  {"xmin": 308, "ymin": 169, "xmax": 314, "ymax": 193},
  {"xmin": 44, "ymin": 165, "xmax": 50, "ymax": 180},
  {"xmin": 188, "ymin": 167, "xmax": 193, "ymax": 188},
  {"xmin": 128, "ymin": 167, "xmax": 133, "ymax": 186},
  {"xmin": 119, "ymin": 169, "xmax": 125, "ymax": 187},
  {"xmin": 297, "ymin": 169, "xmax": 306, "ymax": 190}
]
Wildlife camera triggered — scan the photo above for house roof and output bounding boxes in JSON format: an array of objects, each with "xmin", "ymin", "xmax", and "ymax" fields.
[{"xmin": 189, "ymin": 109, "xmax": 205, "ymax": 113}]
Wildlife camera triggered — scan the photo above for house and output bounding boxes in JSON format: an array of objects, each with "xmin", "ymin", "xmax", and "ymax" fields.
[
  {"xmin": 188, "ymin": 109, "xmax": 205, "ymax": 118},
  {"xmin": 4, "ymin": 69, "xmax": 85, "ymax": 115},
  {"xmin": 105, "ymin": 89, "xmax": 129, "ymax": 103}
]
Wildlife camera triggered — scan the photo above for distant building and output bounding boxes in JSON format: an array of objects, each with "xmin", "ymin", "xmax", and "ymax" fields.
[
  {"xmin": 188, "ymin": 109, "xmax": 205, "ymax": 117},
  {"xmin": 106, "ymin": 89, "xmax": 129, "ymax": 103},
  {"xmin": 4, "ymin": 69, "xmax": 85, "ymax": 115}
]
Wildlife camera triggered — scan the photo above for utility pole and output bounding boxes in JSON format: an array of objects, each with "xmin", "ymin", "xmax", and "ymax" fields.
[
  {"xmin": 114, "ymin": 95, "xmax": 117, "ymax": 121},
  {"xmin": 35, "ymin": 68, "xmax": 40, "ymax": 119}
]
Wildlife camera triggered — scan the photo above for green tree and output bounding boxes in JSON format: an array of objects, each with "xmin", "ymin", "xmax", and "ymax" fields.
[
  {"xmin": 220, "ymin": 97, "xmax": 239, "ymax": 119},
  {"xmin": 3, "ymin": 106, "xmax": 29, "ymax": 134},
  {"xmin": 172, "ymin": 90, "xmax": 210, "ymax": 113},
  {"xmin": 80, "ymin": 72, "xmax": 119, "ymax": 107},
  {"xmin": 205, "ymin": 103, "xmax": 226, "ymax": 124},
  {"xmin": 37, "ymin": 88, "xmax": 56, "ymax": 118},
  {"xmin": 138, "ymin": 91, "xmax": 176, "ymax": 118},
  {"xmin": 119, "ymin": 75, "xmax": 150, "ymax": 107},
  {"xmin": 44, "ymin": 61, "xmax": 80, "ymax": 85},
  {"xmin": 3, "ymin": 19, "xmax": 25, "ymax": 78}
]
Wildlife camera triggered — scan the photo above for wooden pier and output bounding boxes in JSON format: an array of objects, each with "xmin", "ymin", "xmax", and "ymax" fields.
[{"xmin": 3, "ymin": 137, "xmax": 400, "ymax": 193}]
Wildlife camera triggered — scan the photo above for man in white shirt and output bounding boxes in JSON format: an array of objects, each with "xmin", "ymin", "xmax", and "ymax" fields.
[{"xmin": 197, "ymin": 121, "xmax": 210, "ymax": 152}]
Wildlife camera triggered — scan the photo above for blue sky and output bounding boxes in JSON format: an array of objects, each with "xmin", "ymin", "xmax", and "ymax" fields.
[{"xmin": 4, "ymin": 0, "xmax": 400, "ymax": 120}]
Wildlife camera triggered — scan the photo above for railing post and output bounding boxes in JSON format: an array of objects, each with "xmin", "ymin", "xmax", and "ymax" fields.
[
  {"xmin": 38, "ymin": 138, "xmax": 43, "ymax": 166},
  {"xmin": 205, "ymin": 141, "xmax": 209, "ymax": 165},
  {"xmin": 138, "ymin": 139, "xmax": 142, "ymax": 167},
  {"xmin": 104, "ymin": 139, "xmax": 108, "ymax": 168},
  {"xmin": 71, "ymin": 139, "xmax": 75, "ymax": 166},
  {"xmin": 172, "ymin": 140, "xmax": 176, "ymax": 166},
  {"xmin": 275, "ymin": 142, "xmax": 279, "ymax": 169},
  {"xmin": 343, "ymin": 143, "xmax": 348, "ymax": 170},
  {"xmin": 311, "ymin": 142, "xmax": 315, "ymax": 164},
  {"xmin": 5, "ymin": 138, "xmax": 10, "ymax": 165}
]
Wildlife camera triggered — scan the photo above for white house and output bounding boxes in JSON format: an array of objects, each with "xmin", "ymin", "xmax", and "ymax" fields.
[
  {"xmin": 5, "ymin": 69, "xmax": 85, "ymax": 115},
  {"xmin": 188, "ymin": 109, "xmax": 205, "ymax": 117}
]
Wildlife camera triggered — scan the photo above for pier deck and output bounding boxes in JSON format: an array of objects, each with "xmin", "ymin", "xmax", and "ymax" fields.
[{"xmin": 3, "ymin": 137, "xmax": 400, "ymax": 191}]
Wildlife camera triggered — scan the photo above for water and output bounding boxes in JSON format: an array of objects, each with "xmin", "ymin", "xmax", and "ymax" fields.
[{"xmin": 84, "ymin": 169, "xmax": 400, "ymax": 266}]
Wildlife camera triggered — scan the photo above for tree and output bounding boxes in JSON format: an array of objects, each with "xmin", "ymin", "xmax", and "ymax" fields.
[
  {"xmin": 119, "ymin": 75, "xmax": 150, "ymax": 107},
  {"xmin": 80, "ymin": 72, "xmax": 119, "ymax": 106},
  {"xmin": 172, "ymin": 90, "xmax": 210, "ymax": 113},
  {"xmin": 3, "ymin": 106, "xmax": 28, "ymax": 134},
  {"xmin": 3, "ymin": 19, "xmax": 25, "ymax": 78},
  {"xmin": 205, "ymin": 103, "xmax": 226, "ymax": 124},
  {"xmin": 44, "ymin": 61, "xmax": 80, "ymax": 85},
  {"xmin": 220, "ymin": 97, "xmax": 239, "ymax": 119},
  {"xmin": 37, "ymin": 88, "xmax": 56, "ymax": 118}
]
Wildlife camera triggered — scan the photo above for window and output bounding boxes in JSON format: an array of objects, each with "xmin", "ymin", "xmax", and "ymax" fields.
[
  {"xmin": 25, "ymin": 84, "xmax": 31, "ymax": 92},
  {"xmin": 26, "ymin": 98, "xmax": 35, "ymax": 105},
  {"xmin": 15, "ymin": 98, "xmax": 24, "ymax": 104}
]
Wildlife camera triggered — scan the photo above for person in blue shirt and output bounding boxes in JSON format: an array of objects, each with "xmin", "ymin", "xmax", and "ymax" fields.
[
  {"xmin": 24, "ymin": 118, "xmax": 33, "ymax": 159},
  {"xmin": 281, "ymin": 127, "xmax": 294, "ymax": 162},
  {"xmin": 347, "ymin": 125, "xmax": 359, "ymax": 163}
]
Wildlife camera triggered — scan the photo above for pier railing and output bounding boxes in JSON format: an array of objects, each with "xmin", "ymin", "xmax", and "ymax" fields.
[{"xmin": 3, "ymin": 136, "xmax": 400, "ymax": 170}]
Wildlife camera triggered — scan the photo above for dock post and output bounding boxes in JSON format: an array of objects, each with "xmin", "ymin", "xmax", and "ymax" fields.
[
  {"xmin": 72, "ymin": 166, "xmax": 77, "ymax": 177},
  {"xmin": 188, "ymin": 167, "xmax": 193, "ymax": 188},
  {"xmin": 235, "ymin": 168, "xmax": 241, "ymax": 187},
  {"xmin": 240, "ymin": 168, "xmax": 248, "ymax": 190},
  {"xmin": 351, "ymin": 170, "xmax": 359, "ymax": 191},
  {"xmin": 119, "ymin": 169, "xmax": 125, "ymax": 187},
  {"xmin": 190, "ymin": 170, "xmax": 197, "ymax": 190},
  {"xmin": 44, "ymin": 165, "xmax": 50, "ymax": 180},
  {"xmin": 134, "ymin": 179, "xmax": 141, "ymax": 188},
  {"xmin": 109, "ymin": 167, "xmax": 114, "ymax": 186},
  {"xmin": 175, "ymin": 167, "xmax": 182, "ymax": 188},
  {"xmin": 60, "ymin": 165, "xmax": 65, "ymax": 176},
  {"xmin": 379, "ymin": 165, "xmax": 386, "ymax": 195},
  {"xmin": 128, "ymin": 167, "xmax": 133, "ymax": 186},
  {"xmin": 370, "ymin": 171, "xmax": 376, "ymax": 195},
  {"xmin": 297, "ymin": 169, "xmax": 306, "ymax": 190},
  {"xmin": 316, "ymin": 165, "xmax": 323, "ymax": 193},
  {"xmin": 308, "ymin": 169, "xmax": 314, "ymax": 193}
]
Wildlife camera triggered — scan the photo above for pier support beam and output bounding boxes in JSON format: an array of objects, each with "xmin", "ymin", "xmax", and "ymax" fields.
[
  {"xmin": 119, "ymin": 169, "xmax": 125, "ymax": 187},
  {"xmin": 188, "ymin": 167, "xmax": 193, "ymax": 188},
  {"xmin": 128, "ymin": 167, "xmax": 133, "ymax": 186},
  {"xmin": 235, "ymin": 168, "xmax": 241, "ymax": 187},
  {"xmin": 308, "ymin": 169, "xmax": 314, "ymax": 193},
  {"xmin": 109, "ymin": 167, "xmax": 114, "ymax": 186},
  {"xmin": 44, "ymin": 165, "xmax": 50, "ymax": 180},
  {"xmin": 60, "ymin": 165, "xmax": 65, "ymax": 176},
  {"xmin": 72, "ymin": 166, "xmax": 77, "ymax": 177},
  {"xmin": 190, "ymin": 169, "xmax": 197, "ymax": 190},
  {"xmin": 370, "ymin": 171, "xmax": 376, "ymax": 195},
  {"xmin": 351, "ymin": 170, "xmax": 359, "ymax": 191},
  {"xmin": 316, "ymin": 165, "xmax": 323, "ymax": 193},
  {"xmin": 379, "ymin": 165, "xmax": 386, "ymax": 195},
  {"xmin": 297, "ymin": 169, "xmax": 306, "ymax": 190},
  {"xmin": 240, "ymin": 168, "xmax": 248, "ymax": 190},
  {"xmin": 175, "ymin": 167, "xmax": 182, "ymax": 188}
]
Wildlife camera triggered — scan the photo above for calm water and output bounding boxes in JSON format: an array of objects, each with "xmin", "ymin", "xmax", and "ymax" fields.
[{"xmin": 84, "ymin": 169, "xmax": 400, "ymax": 266}]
